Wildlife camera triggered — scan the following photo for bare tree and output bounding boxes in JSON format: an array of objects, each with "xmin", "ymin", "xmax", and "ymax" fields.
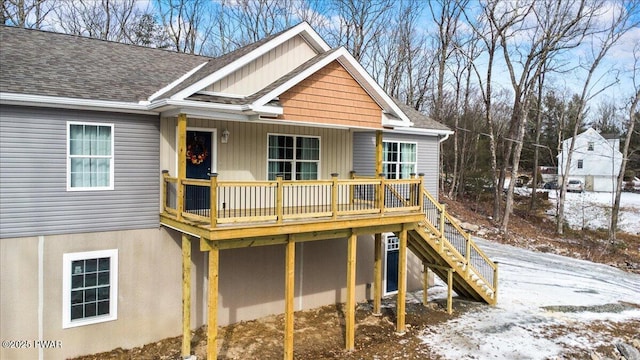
[
  {"xmin": 328, "ymin": 0, "xmax": 394, "ymax": 67},
  {"xmin": 610, "ymin": 43, "xmax": 640, "ymax": 243},
  {"xmin": 155, "ymin": 0, "xmax": 216, "ymax": 54},
  {"xmin": 2, "ymin": 0, "xmax": 55, "ymax": 28}
]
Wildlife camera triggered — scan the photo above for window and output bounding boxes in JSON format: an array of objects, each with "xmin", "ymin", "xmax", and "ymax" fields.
[
  {"xmin": 588, "ymin": 142, "xmax": 594, "ymax": 151},
  {"xmin": 577, "ymin": 159, "xmax": 584, "ymax": 169},
  {"xmin": 63, "ymin": 249, "xmax": 118, "ymax": 328},
  {"xmin": 383, "ymin": 141, "xmax": 417, "ymax": 179},
  {"xmin": 268, "ymin": 134, "xmax": 320, "ymax": 180},
  {"xmin": 67, "ymin": 122, "xmax": 114, "ymax": 190}
]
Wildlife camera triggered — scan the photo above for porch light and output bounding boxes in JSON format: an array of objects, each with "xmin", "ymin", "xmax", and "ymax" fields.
[{"xmin": 221, "ymin": 129, "xmax": 230, "ymax": 143}]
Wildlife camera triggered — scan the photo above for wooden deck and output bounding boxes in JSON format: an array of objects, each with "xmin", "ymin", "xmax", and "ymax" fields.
[{"xmin": 160, "ymin": 173, "xmax": 426, "ymax": 246}]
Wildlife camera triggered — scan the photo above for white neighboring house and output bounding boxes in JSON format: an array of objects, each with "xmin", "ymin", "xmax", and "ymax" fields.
[{"xmin": 557, "ymin": 128, "xmax": 622, "ymax": 192}]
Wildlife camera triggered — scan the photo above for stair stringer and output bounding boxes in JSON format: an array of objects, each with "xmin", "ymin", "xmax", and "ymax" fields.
[{"xmin": 407, "ymin": 226, "xmax": 496, "ymax": 305}]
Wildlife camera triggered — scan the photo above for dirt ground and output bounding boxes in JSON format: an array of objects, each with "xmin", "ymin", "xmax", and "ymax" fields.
[{"xmin": 72, "ymin": 195, "xmax": 640, "ymax": 360}]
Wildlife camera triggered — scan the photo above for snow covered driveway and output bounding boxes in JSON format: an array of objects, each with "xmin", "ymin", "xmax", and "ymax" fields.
[{"xmin": 419, "ymin": 238, "xmax": 640, "ymax": 359}]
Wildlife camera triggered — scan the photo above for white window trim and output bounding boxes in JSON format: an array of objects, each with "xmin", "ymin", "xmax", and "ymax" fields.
[
  {"xmin": 266, "ymin": 133, "xmax": 321, "ymax": 180},
  {"xmin": 66, "ymin": 121, "xmax": 115, "ymax": 191},
  {"xmin": 382, "ymin": 140, "xmax": 418, "ymax": 179},
  {"xmin": 62, "ymin": 249, "xmax": 118, "ymax": 329}
]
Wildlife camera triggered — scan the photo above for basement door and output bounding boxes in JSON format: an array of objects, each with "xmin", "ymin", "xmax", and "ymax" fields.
[
  {"xmin": 384, "ymin": 234, "xmax": 400, "ymax": 294},
  {"xmin": 185, "ymin": 129, "xmax": 215, "ymax": 213}
]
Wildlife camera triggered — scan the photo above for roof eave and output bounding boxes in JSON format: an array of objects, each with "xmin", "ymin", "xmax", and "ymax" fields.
[{"xmin": 0, "ymin": 92, "xmax": 157, "ymax": 115}]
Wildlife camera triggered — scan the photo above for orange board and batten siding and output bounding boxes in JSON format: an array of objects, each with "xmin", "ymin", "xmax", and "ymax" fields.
[{"xmin": 279, "ymin": 61, "xmax": 383, "ymax": 129}]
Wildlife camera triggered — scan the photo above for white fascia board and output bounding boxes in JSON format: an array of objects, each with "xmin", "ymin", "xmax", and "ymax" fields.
[
  {"xmin": 0, "ymin": 92, "xmax": 157, "ymax": 115},
  {"xmin": 147, "ymin": 98, "xmax": 248, "ymax": 112},
  {"xmin": 250, "ymin": 104, "xmax": 284, "ymax": 115},
  {"xmin": 170, "ymin": 23, "xmax": 329, "ymax": 101},
  {"xmin": 386, "ymin": 127, "xmax": 454, "ymax": 137},
  {"xmin": 146, "ymin": 61, "xmax": 209, "ymax": 102},
  {"xmin": 161, "ymin": 107, "xmax": 249, "ymax": 121}
]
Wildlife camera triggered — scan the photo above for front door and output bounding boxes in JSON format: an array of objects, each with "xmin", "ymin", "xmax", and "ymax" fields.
[
  {"xmin": 385, "ymin": 234, "xmax": 399, "ymax": 294},
  {"xmin": 185, "ymin": 130, "xmax": 213, "ymax": 213}
]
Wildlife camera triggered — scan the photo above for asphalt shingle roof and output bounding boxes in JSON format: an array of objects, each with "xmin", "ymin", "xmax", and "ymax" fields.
[
  {"xmin": 0, "ymin": 25, "xmax": 450, "ymax": 133},
  {"xmin": 0, "ymin": 25, "xmax": 209, "ymax": 102}
]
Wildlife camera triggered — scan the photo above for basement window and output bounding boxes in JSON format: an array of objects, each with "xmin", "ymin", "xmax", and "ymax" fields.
[{"xmin": 62, "ymin": 249, "xmax": 118, "ymax": 328}]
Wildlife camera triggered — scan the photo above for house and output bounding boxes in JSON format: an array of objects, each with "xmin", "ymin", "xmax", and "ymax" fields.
[
  {"xmin": 557, "ymin": 128, "xmax": 623, "ymax": 192},
  {"xmin": 0, "ymin": 23, "xmax": 497, "ymax": 360}
]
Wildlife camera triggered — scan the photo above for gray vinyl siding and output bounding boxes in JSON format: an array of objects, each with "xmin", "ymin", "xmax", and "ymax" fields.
[
  {"xmin": 0, "ymin": 105, "xmax": 159, "ymax": 238},
  {"xmin": 352, "ymin": 131, "xmax": 440, "ymax": 196}
]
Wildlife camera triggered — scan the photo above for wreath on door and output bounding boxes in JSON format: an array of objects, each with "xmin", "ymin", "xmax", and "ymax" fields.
[{"xmin": 186, "ymin": 134, "xmax": 208, "ymax": 165}]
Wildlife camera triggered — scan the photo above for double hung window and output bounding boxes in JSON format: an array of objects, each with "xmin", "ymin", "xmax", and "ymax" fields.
[
  {"xmin": 68, "ymin": 122, "xmax": 114, "ymax": 190},
  {"xmin": 383, "ymin": 141, "xmax": 417, "ymax": 179},
  {"xmin": 268, "ymin": 134, "xmax": 320, "ymax": 180}
]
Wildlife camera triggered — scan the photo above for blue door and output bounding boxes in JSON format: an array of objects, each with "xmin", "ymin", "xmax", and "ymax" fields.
[
  {"xmin": 185, "ymin": 130, "xmax": 212, "ymax": 213},
  {"xmin": 385, "ymin": 235, "xmax": 399, "ymax": 293}
]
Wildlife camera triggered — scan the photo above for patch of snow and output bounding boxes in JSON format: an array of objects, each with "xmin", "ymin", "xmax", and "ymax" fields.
[
  {"xmin": 546, "ymin": 191, "xmax": 640, "ymax": 234},
  {"xmin": 419, "ymin": 238, "xmax": 640, "ymax": 359}
]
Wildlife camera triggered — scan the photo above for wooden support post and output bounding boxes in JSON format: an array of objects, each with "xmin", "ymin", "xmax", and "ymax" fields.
[
  {"xmin": 345, "ymin": 233, "xmax": 357, "ymax": 351},
  {"xmin": 396, "ymin": 228, "xmax": 407, "ymax": 334},
  {"xmin": 284, "ymin": 239, "xmax": 295, "ymax": 360},
  {"xmin": 418, "ymin": 173, "xmax": 425, "ymax": 210},
  {"xmin": 276, "ymin": 176, "xmax": 284, "ymax": 224},
  {"xmin": 493, "ymin": 262, "xmax": 499, "ymax": 305},
  {"xmin": 331, "ymin": 173, "xmax": 339, "ymax": 220},
  {"xmin": 162, "ymin": 170, "xmax": 169, "ymax": 213},
  {"xmin": 373, "ymin": 233, "xmax": 382, "ymax": 316},
  {"xmin": 207, "ymin": 246, "xmax": 219, "ymax": 359},
  {"xmin": 422, "ymin": 264, "xmax": 429, "ymax": 306},
  {"xmin": 177, "ymin": 114, "xmax": 187, "ymax": 220},
  {"xmin": 447, "ymin": 268, "xmax": 453, "ymax": 315},
  {"xmin": 439, "ymin": 205, "xmax": 446, "ymax": 252},
  {"xmin": 375, "ymin": 130, "xmax": 383, "ymax": 176},
  {"xmin": 181, "ymin": 234, "xmax": 191, "ymax": 358}
]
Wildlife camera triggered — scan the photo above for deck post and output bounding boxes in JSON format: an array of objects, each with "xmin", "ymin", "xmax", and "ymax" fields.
[
  {"xmin": 276, "ymin": 176, "xmax": 284, "ymax": 224},
  {"xmin": 439, "ymin": 205, "xmax": 446, "ymax": 252},
  {"xmin": 378, "ymin": 174, "xmax": 386, "ymax": 213},
  {"xmin": 418, "ymin": 173, "xmax": 425, "ymax": 210},
  {"xmin": 375, "ymin": 130, "xmax": 383, "ymax": 176},
  {"xmin": 177, "ymin": 113, "xmax": 187, "ymax": 221},
  {"xmin": 396, "ymin": 228, "xmax": 407, "ymax": 334},
  {"xmin": 409, "ymin": 173, "xmax": 416, "ymax": 206},
  {"xmin": 422, "ymin": 263, "xmax": 429, "ymax": 306},
  {"xmin": 210, "ymin": 173, "xmax": 218, "ymax": 228},
  {"xmin": 181, "ymin": 234, "xmax": 191, "ymax": 358},
  {"xmin": 331, "ymin": 173, "xmax": 339, "ymax": 220},
  {"xmin": 162, "ymin": 170, "xmax": 169, "ymax": 213},
  {"xmin": 373, "ymin": 233, "xmax": 382, "ymax": 316},
  {"xmin": 346, "ymin": 232, "xmax": 357, "ymax": 351},
  {"xmin": 207, "ymin": 245, "xmax": 219, "ymax": 359},
  {"xmin": 493, "ymin": 262, "xmax": 499, "ymax": 305},
  {"xmin": 284, "ymin": 238, "xmax": 295, "ymax": 360},
  {"xmin": 447, "ymin": 268, "xmax": 453, "ymax": 314}
]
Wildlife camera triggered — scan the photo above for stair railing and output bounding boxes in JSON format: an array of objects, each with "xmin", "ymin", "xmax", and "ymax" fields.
[{"xmin": 421, "ymin": 189, "xmax": 498, "ymax": 300}]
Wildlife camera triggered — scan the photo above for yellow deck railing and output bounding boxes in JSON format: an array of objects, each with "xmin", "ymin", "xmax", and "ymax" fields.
[{"xmin": 162, "ymin": 172, "xmax": 424, "ymax": 228}]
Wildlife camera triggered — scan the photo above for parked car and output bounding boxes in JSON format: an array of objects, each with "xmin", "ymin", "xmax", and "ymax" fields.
[
  {"xmin": 566, "ymin": 179, "xmax": 585, "ymax": 193},
  {"xmin": 543, "ymin": 181, "xmax": 558, "ymax": 190},
  {"xmin": 622, "ymin": 177, "xmax": 640, "ymax": 192}
]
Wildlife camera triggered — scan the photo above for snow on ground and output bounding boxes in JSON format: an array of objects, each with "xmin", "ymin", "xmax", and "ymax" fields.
[
  {"xmin": 418, "ymin": 238, "xmax": 640, "ymax": 359},
  {"xmin": 516, "ymin": 189, "xmax": 640, "ymax": 234}
]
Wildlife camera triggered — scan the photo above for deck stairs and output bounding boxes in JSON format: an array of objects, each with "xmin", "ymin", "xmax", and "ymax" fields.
[{"xmin": 404, "ymin": 190, "xmax": 498, "ymax": 305}]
